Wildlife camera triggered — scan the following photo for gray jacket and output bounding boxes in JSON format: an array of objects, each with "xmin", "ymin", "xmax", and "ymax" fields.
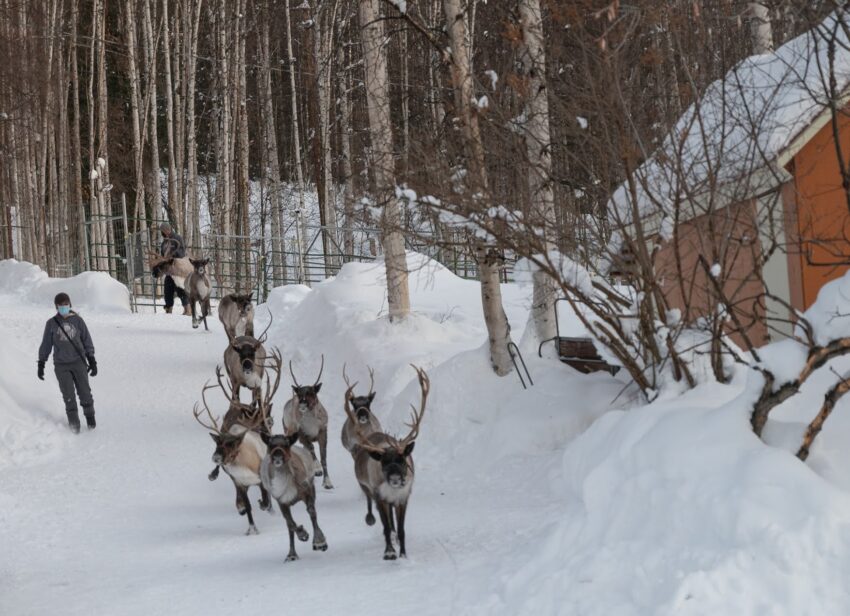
[{"xmin": 39, "ymin": 313, "xmax": 95, "ymax": 365}]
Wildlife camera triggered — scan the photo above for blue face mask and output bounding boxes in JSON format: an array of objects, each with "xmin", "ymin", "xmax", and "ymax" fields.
[{"xmin": 57, "ymin": 305, "xmax": 71, "ymax": 316}]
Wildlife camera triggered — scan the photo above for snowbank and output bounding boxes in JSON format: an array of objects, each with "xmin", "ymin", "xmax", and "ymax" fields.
[
  {"xmin": 464, "ymin": 371, "xmax": 850, "ymax": 615},
  {"xmin": 0, "ymin": 259, "xmax": 130, "ymax": 313}
]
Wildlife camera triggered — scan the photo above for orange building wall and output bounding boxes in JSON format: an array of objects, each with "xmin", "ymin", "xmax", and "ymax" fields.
[{"xmin": 792, "ymin": 112, "xmax": 850, "ymax": 309}]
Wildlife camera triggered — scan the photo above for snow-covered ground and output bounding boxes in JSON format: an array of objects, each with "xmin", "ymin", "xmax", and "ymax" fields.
[{"xmin": 5, "ymin": 255, "xmax": 850, "ymax": 615}]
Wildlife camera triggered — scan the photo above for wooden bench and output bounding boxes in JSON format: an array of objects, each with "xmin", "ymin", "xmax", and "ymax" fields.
[{"xmin": 556, "ymin": 337, "xmax": 621, "ymax": 375}]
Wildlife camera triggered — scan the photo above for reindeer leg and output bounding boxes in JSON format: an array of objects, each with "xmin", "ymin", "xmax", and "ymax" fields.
[
  {"xmin": 203, "ymin": 299, "xmax": 210, "ymax": 331},
  {"xmin": 280, "ymin": 504, "xmax": 307, "ymax": 561},
  {"xmin": 319, "ymin": 428, "xmax": 333, "ymax": 489},
  {"xmin": 396, "ymin": 503, "xmax": 408, "ymax": 558},
  {"xmin": 300, "ymin": 436, "xmax": 321, "ymax": 477},
  {"xmin": 361, "ymin": 485, "xmax": 376, "ymax": 526},
  {"xmin": 191, "ymin": 301, "xmax": 199, "ymax": 329},
  {"xmin": 306, "ymin": 488, "xmax": 327, "ymax": 552},
  {"xmin": 234, "ymin": 480, "xmax": 247, "ymax": 515},
  {"xmin": 378, "ymin": 501, "xmax": 397, "ymax": 560},
  {"xmin": 258, "ymin": 485, "xmax": 273, "ymax": 512},
  {"xmin": 240, "ymin": 487, "xmax": 259, "ymax": 535}
]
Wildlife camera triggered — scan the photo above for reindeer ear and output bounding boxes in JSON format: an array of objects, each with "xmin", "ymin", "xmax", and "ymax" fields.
[
  {"xmin": 314, "ymin": 383, "xmax": 322, "ymax": 393},
  {"xmin": 368, "ymin": 392, "xmax": 376, "ymax": 403},
  {"xmin": 259, "ymin": 432, "xmax": 271, "ymax": 446},
  {"xmin": 285, "ymin": 434, "xmax": 300, "ymax": 447},
  {"xmin": 368, "ymin": 450, "xmax": 383, "ymax": 461},
  {"xmin": 403, "ymin": 442, "xmax": 415, "ymax": 457},
  {"xmin": 209, "ymin": 433, "xmax": 220, "ymax": 443},
  {"xmin": 202, "ymin": 258, "xmax": 210, "ymax": 265},
  {"xmin": 291, "ymin": 385, "xmax": 298, "ymax": 393}
]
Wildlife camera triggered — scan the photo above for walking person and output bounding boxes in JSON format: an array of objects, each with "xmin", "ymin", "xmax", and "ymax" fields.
[
  {"xmin": 160, "ymin": 221, "xmax": 190, "ymax": 315},
  {"xmin": 37, "ymin": 293, "xmax": 98, "ymax": 433}
]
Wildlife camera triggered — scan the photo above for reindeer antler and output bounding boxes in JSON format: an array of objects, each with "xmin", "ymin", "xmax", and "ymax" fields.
[
  {"xmin": 255, "ymin": 307, "xmax": 274, "ymax": 344},
  {"xmin": 367, "ymin": 365, "xmax": 376, "ymax": 396},
  {"xmin": 289, "ymin": 360, "xmax": 301, "ymax": 387},
  {"xmin": 314, "ymin": 354, "xmax": 324, "ymax": 386},
  {"xmin": 260, "ymin": 348, "xmax": 283, "ymax": 412},
  {"xmin": 193, "ymin": 380, "xmax": 223, "ymax": 433},
  {"xmin": 342, "ymin": 362, "xmax": 352, "ymax": 389},
  {"xmin": 398, "ymin": 365, "xmax": 429, "ymax": 449},
  {"xmin": 343, "ymin": 382, "xmax": 385, "ymax": 454},
  {"xmin": 215, "ymin": 365, "xmax": 234, "ymax": 401}
]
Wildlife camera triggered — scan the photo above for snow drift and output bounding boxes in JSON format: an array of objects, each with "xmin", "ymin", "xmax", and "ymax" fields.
[{"xmin": 0, "ymin": 260, "xmax": 130, "ymax": 313}]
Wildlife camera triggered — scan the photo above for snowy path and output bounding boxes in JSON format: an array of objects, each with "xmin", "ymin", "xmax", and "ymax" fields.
[{"xmin": 0, "ymin": 306, "xmax": 563, "ymax": 616}]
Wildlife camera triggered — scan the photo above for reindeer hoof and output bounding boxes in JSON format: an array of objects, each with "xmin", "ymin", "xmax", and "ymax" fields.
[
  {"xmin": 313, "ymin": 541, "xmax": 328, "ymax": 551},
  {"xmin": 365, "ymin": 513, "xmax": 376, "ymax": 526},
  {"xmin": 208, "ymin": 468, "xmax": 219, "ymax": 481},
  {"xmin": 322, "ymin": 477, "xmax": 334, "ymax": 490},
  {"xmin": 285, "ymin": 553, "xmax": 299, "ymax": 562},
  {"xmin": 259, "ymin": 499, "xmax": 272, "ymax": 512},
  {"xmin": 296, "ymin": 526, "xmax": 309, "ymax": 542},
  {"xmin": 383, "ymin": 551, "xmax": 398, "ymax": 561},
  {"xmin": 245, "ymin": 525, "xmax": 259, "ymax": 536}
]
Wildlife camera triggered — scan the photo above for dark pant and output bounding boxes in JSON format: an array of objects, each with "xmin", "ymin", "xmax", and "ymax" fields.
[
  {"xmin": 54, "ymin": 361, "xmax": 94, "ymax": 418},
  {"xmin": 164, "ymin": 275, "xmax": 188, "ymax": 309}
]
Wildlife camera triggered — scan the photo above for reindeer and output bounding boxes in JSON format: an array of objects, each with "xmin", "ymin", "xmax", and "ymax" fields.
[
  {"xmin": 185, "ymin": 258, "xmax": 212, "ymax": 330},
  {"xmin": 193, "ymin": 357, "xmax": 282, "ymax": 535},
  {"xmin": 218, "ymin": 292, "xmax": 255, "ymax": 340},
  {"xmin": 283, "ymin": 356, "xmax": 333, "ymax": 489},
  {"xmin": 343, "ymin": 365, "xmax": 429, "ymax": 560},
  {"xmin": 341, "ymin": 364, "xmax": 382, "ymax": 455},
  {"xmin": 148, "ymin": 251, "xmax": 193, "ymax": 289},
  {"xmin": 260, "ymin": 390, "xmax": 329, "ymax": 562},
  {"xmin": 223, "ymin": 313, "xmax": 272, "ymax": 403},
  {"xmin": 207, "ymin": 362, "xmax": 278, "ymax": 482}
]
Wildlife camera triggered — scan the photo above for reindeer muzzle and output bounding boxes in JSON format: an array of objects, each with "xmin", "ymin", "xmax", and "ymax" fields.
[
  {"xmin": 388, "ymin": 474, "xmax": 405, "ymax": 489},
  {"xmin": 242, "ymin": 360, "xmax": 253, "ymax": 373},
  {"xmin": 356, "ymin": 409, "xmax": 371, "ymax": 423},
  {"xmin": 212, "ymin": 453, "xmax": 223, "ymax": 465}
]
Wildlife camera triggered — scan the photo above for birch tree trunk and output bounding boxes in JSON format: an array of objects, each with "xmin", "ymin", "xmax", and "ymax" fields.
[
  {"xmin": 236, "ymin": 0, "xmax": 251, "ymax": 285},
  {"xmin": 749, "ymin": 2, "xmax": 774, "ymax": 55},
  {"xmin": 184, "ymin": 0, "xmax": 203, "ymax": 246},
  {"xmin": 259, "ymin": 6, "xmax": 286, "ymax": 283},
  {"xmin": 338, "ymin": 39, "xmax": 355, "ymax": 260},
  {"xmin": 284, "ymin": 0, "xmax": 309, "ymax": 284},
  {"xmin": 162, "ymin": 0, "xmax": 181, "ymax": 230},
  {"xmin": 443, "ymin": 0, "xmax": 513, "ymax": 374},
  {"xmin": 359, "ymin": 0, "xmax": 411, "ymax": 322},
  {"xmin": 124, "ymin": 0, "xmax": 146, "ymax": 237},
  {"xmin": 517, "ymin": 0, "xmax": 558, "ymax": 352},
  {"xmin": 142, "ymin": 0, "xmax": 163, "ymax": 221}
]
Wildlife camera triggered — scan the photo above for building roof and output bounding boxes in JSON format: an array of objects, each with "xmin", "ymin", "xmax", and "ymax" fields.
[{"xmin": 609, "ymin": 10, "xmax": 850, "ymax": 225}]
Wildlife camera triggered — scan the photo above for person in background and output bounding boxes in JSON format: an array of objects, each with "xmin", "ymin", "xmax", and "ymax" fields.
[
  {"xmin": 159, "ymin": 221, "xmax": 190, "ymax": 315},
  {"xmin": 37, "ymin": 292, "xmax": 98, "ymax": 433}
]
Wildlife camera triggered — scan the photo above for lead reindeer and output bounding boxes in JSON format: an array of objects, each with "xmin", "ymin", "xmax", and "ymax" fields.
[
  {"xmin": 344, "ymin": 365, "xmax": 429, "ymax": 560},
  {"xmin": 260, "ymin": 390, "xmax": 329, "ymax": 562},
  {"xmin": 186, "ymin": 258, "xmax": 212, "ymax": 330},
  {"xmin": 283, "ymin": 356, "xmax": 333, "ymax": 489},
  {"xmin": 341, "ymin": 364, "xmax": 382, "ymax": 456},
  {"xmin": 218, "ymin": 292, "xmax": 255, "ymax": 340},
  {"xmin": 194, "ymin": 352, "xmax": 282, "ymax": 535},
  {"xmin": 224, "ymin": 313, "xmax": 273, "ymax": 403}
]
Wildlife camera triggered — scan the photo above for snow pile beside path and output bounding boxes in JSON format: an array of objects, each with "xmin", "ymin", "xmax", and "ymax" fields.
[
  {"xmin": 0, "ymin": 321, "xmax": 73, "ymax": 471},
  {"xmin": 259, "ymin": 251, "xmax": 623, "ymax": 464},
  {"xmin": 465, "ymin": 372, "xmax": 850, "ymax": 615},
  {"xmin": 0, "ymin": 260, "xmax": 130, "ymax": 313}
]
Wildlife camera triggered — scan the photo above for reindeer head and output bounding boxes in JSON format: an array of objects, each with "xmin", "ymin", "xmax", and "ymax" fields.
[
  {"xmin": 344, "ymin": 366, "xmax": 429, "ymax": 490},
  {"xmin": 190, "ymin": 258, "xmax": 210, "ymax": 276},
  {"xmin": 343, "ymin": 363, "xmax": 377, "ymax": 425},
  {"xmin": 290, "ymin": 355, "xmax": 324, "ymax": 410},
  {"xmin": 232, "ymin": 292, "xmax": 254, "ymax": 317},
  {"xmin": 230, "ymin": 336, "xmax": 263, "ymax": 374},
  {"xmin": 148, "ymin": 252, "xmax": 174, "ymax": 279},
  {"xmin": 260, "ymin": 431, "xmax": 300, "ymax": 467},
  {"xmin": 209, "ymin": 431, "xmax": 247, "ymax": 466}
]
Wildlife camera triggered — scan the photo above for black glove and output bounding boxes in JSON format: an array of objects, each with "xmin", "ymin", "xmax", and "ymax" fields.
[
  {"xmin": 37, "ymin": 360, "xmax": 45, "ymax": 381},
  {"xmin": 87, "ymin": 355, "xmax": 98, "ymax": 377}
]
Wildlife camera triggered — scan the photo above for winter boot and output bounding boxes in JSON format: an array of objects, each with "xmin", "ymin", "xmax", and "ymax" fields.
[
  {"xmin": 182, "ymin": 304, "xmax": 192, "ymax": 316},
  {"xmin": 164, "ymin": 306, "xmax": 173, "ymax": 314},
  {"xmin": 67, "ymin": 411, "xmax": 81, "ymax": 434},
  {"xmin": 84, "ymin": 410, "xmax": 96, "ymax": 430}
]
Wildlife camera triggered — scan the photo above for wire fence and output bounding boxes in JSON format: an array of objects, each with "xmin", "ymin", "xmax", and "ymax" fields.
[{"xmin": 76, "ymin": 204, "xmax": 495, "ymax": 313}]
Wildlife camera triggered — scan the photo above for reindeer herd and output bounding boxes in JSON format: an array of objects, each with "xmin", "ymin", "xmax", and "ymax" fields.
[{"xmin": 190, "ymin": 291, "xmax": 431, "ymax": 562}]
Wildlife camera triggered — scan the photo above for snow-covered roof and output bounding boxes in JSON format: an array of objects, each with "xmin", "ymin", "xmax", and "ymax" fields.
[{"xmin": 610, "ymin": 10, "xmax": 850, "ymax": 224}]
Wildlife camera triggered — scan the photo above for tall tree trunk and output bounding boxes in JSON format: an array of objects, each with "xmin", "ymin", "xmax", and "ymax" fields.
[
  {"xmin": 338, "ymin": 39, "xmax": 355, "ymax": 260},
  {"xmin": 749, "ymin": 2, "xmax": 774, "ymax": 54},
  {"xmin": 143, "ymin": 0, "xmax": 163, "ymax": 221},
  {"xmin": 124, "ymin": 0, "xmax": 147, "ymax": 238},
  {"xmin": 284, "ymin": 0, "xmax": 309, "ymax": 284},
  {"xmin": 517, "ymin": 0, "xmax": 558, "ymax": 352},
  {"xmin": 358, "ymin": 0, "xmax": 411, "ymax": 322},
  {"xmin": 443, "ymin": 0, "xmax": 513, "ymax": 374},
  {"xmin": 184, "ymin": 0, "xmax": 203, "ymax": 246}
]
